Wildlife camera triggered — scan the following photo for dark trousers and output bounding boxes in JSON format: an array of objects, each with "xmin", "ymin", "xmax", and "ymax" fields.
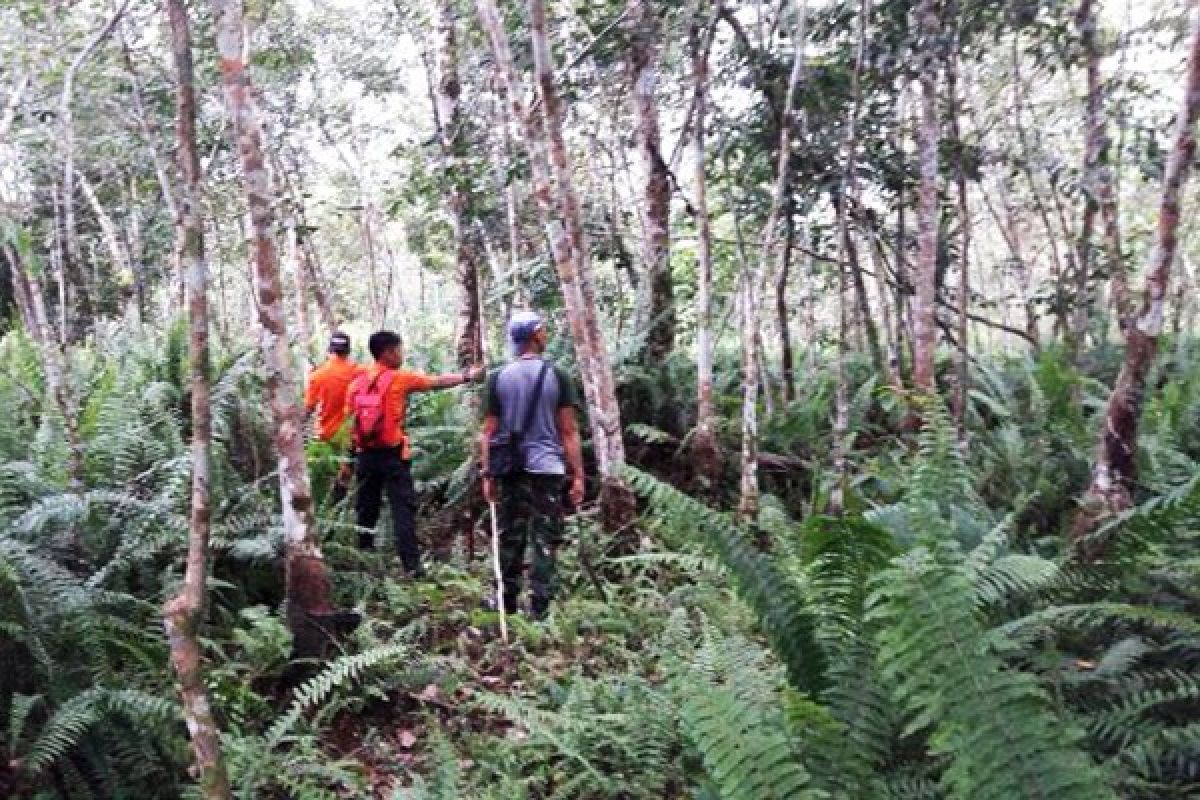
[
  {"xmin": 329, "ymin": 455, "xmax": 353, "ymax": 507},
  {"xmin": 355, "ymin": 449, "xmax": 420, "ymax": 573},
  {"xmin": 497, "ymin": 473, "xmax": 565, "ymax": 614}
]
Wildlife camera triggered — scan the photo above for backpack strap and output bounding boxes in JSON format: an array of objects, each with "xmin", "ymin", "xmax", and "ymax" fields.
[{"xmin": 514, "ymin": 361, "xmax": 552, "ymax": 441}]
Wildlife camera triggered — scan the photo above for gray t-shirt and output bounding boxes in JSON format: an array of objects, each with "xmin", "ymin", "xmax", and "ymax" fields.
[{"xmin": 484, "ymin": 358, "xmax": 580, "ymax": 475}]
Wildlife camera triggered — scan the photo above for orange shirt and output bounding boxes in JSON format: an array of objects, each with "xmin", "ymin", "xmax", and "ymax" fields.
[
  {"xmin": 348, "ymin": 365, "xmax": 434, "ymax": 458},
  {"xmin": 305, "ymin": 355, "xmax": 364, "ymax": 442}
]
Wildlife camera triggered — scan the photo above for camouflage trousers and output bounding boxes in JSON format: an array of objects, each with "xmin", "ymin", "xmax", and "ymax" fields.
[{"xmin": 496, "ymin": 473, "xmax": 565, "ymax": 614}]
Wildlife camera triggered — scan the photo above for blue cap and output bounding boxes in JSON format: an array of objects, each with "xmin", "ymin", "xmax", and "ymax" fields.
[{"xmin": 508, "ymin": 311, "xmax": 544, "ymax": 344}]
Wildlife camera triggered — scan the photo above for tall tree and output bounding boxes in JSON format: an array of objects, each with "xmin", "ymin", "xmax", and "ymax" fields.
[
  {"xmin": 912, "ymin": 0, "xmax": 942, "ymax": 393},
  {"xmin": 434, "ymin": 0, "xmax": 483, "ymax": 371},
  {"xmin": 737, "ymin": 0, "xmax": 807, "ymax": 520},
  {"xmin": 1077, "ymin": 0, "xmax": 1133, "ymax": 337},
  {"xmin": 947, "ymin": 0, "xmax": 971, "ymax": 447},
  {"xmin": 57, "ymin": 1, "xmax": 130, "ymax": 337},
  {"xmin": 209, "ymin": 0, "xmax": 339, "ymax": 650},
  {"xmin": 1074, "ymin": 4, "xmax": 1200, "ymax": 546},
  {"xmin": 161, "ymin": 2, "xmax": 233, "ymax": 796},
  {"xmin": 475, "ymin": 0, "xmax": 635, "ymax": 527},
  {"xmin": 689, "ymin": 3, "xmax": 719, "ymax": 485},
  {"xmin": 626, "ymin": 0, "xmax": 675, "ymax": 363}
]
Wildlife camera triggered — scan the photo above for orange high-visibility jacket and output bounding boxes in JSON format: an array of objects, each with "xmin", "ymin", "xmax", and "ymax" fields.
[
  {"xmin": 305, "ymin": 355, "xmax": 365, "ymax": 442},
  {"xmin": 345, "ymin": 365, "xmax": 435, "ymax": 458}
]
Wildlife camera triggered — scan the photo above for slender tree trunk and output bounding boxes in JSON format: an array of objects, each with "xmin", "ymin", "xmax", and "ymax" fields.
[
  {"xmin": 830, "ymin": 0, "xmax": 870, "ymax": 515},
  {"xmin": 58, "ymin": 3, "xmax": 128, "ymax": 338},
  {"xmin": 1077, "ymin": 0, "xmax": 1133, "ymax": 336},
  {"xmin": 119, "ymin": 21, "xmax": 181, "ymax": 317},
  {"xmin": 893, "ymin": 80, "xmax": 914, "ymax": 382},
  {"xmin": 846, "ymin": 223, "xmax": 886, "ymax": 377},
  {"xmin": 777, "ymin": 193, "xmax": 796, "ymax": 403},
  {"xmin": 737, "ymin": 0, "xmax": 807, "ymax": 520},
  {"xmin": 868, "ymin": 231, "xmax": 904, "ymax": 388},
  {"xmin": 1073, "ymin": 4, "xmax": 1200, "ymax": 548},
  {"xmin": 626, "ymin": 0, "xmax": 675, "ymax": 363},
  {"xmin": 286, "ymin": 213, "xmax": 314, "ymax": 365},
  {"xmin": 161, "ymin": 4, "xmax": 233, "ymax": 796},
  {"xmin": 435, "ymin": 0, "xmax": 483, "ymax": 371},
  {"xmin": 209, "ymin": 0, "xmax": 339, "ymax": 648},
  {"xmin": 475, "ymin": 0, "xmax": 634, "ymax": 528},
  {"xmin": 912, "ymin": 0, "xmax": 941, "ymax": 393},
  {"xmin": 947, "ymin": 12, "xmax": 971, "ymax": 448},
  {"xmin": 79, "ymin": 172, "xmax": 134, "ymax": 288},
  {"xmin": 690, "ymin": 6, "xmax": 720, "ymax": 486},
  {"xmin": 1011, "ymin": 36, "xmax": 1069, "ymax": 341}
]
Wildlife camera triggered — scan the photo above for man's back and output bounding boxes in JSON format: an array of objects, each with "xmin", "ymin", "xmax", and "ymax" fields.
[
  {"xmin": 306, "ymin": 356, "xmax": 363, "ymax": 441},
  {"xmin": 487, "ymin": 358, "xmax": 578, "ymax": 475}
]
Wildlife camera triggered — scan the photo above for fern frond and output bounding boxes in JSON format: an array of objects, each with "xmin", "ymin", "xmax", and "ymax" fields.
[
  {"xmin": 266, "ymin": 643, "xmax": 406, "ymax": 747},
  {"xmin": 626, "ymin": 466, "xmax": 827, "ymax": 693},
  {"xmin": 673, "ymin": 633, "xmax": 825, "ymax": 800},
  {"xmin": 869, "ymin": 546, "xmax": 1116, "ymax": 800}
]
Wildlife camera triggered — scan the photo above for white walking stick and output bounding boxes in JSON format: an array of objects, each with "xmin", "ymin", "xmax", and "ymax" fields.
[{"xmin": 488, "ymin": 500, "xmax": 509, "ymax": 644}]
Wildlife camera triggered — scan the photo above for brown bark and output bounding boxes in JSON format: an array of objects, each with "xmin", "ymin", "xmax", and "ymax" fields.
[
  {"xmin": 1077, "ymin": 0, "xmax": 1133, "ymax": 336},
  {"xmin": 79, "ymin": 172, "xmax": 134, "ymax": 289},
  {"xmin": 209, "ymin": 0, "xmax": 338, "ymax": 640},
  {"xmin": 829, "ymin": 0, "xmax": 870, "ymax": 515},
  {"xmin": 690, "ymin": 5, "xmax": 720, "ymax": 486},
  {"xmin": 626, "ymin": 0, "xmax": 675, "ymax": 363},
  {"xmin": 286, "ymin": 213, "xmax": 314, "ymax": 365},
  {"xmin": 912, "ymin": 0, "xmax": 941, "ymax": 393},
  {"xmin": 1073, "ymin": 5, "xmax": 1200, "ymax": 549},
  {"xmin": 163, "ymin": 4, "xmax": 234, "ymax": 794},
  {"xmin": 1011, "ymin": 36, "xmax": 1069, "ymax": 340},
  {"xmin": 475, "ymin": 0, "xmax": 634, "ymax": 528},
  {"xmin": 777, "ymin": 195, "xmax": 796, "ymax": 403},
  {"xmin": 435, "ymin": 0, "xmax": 483, "ymax": 370},
  {"xmin": 737, "ymin": 0, "xmax": 808, "ymax": 520},
  {"xmin": 58, "ymin": 3, "xmax": 129, "ymax": 336},
  {"xmin": 947, "ymin": 10, "xmax": 970, "ymax": 448}
]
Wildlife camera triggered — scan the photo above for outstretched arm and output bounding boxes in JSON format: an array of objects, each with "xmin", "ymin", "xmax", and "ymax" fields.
[
  {"xmin": 557, "ymin": 406, "xmax": 585, "ymax": 507},
  {"xmin": 420, "ymin": 366, "xmax": 486, "ymax": 391}
]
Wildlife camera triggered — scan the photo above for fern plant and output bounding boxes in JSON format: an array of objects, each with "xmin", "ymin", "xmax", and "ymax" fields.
[{"xmin": 626, "ymin": 466, "xmax": 827, "ymax": 694}]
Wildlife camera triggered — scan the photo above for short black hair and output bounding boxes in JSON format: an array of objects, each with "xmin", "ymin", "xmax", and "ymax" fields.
[
  {"xmin": 328, "ymin": 331, "xmax": 351, "ymax": 355},
  {"xmin": 368, "ymin": 330, "xmax": 402, "ymax": 360}
]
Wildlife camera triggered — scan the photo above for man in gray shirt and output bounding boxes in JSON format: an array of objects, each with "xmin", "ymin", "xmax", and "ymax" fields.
[{"xmin": 481, "ymin": 311, "xmax": 585, "ymax": 617}]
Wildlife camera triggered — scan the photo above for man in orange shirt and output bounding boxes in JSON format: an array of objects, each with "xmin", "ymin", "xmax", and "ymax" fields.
[
  {"xmin": 305, "ymin": 332, "xmax": 364, "ymax": 505},
  {"xmin": 347, "ymin": 330, "xmax": 484, "ymax": 577}
]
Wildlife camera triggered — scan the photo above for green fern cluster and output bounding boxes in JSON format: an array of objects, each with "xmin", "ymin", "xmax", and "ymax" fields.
[{"xmin": 625, "ymin": 466, "xmax": 827, "ymax": 693}]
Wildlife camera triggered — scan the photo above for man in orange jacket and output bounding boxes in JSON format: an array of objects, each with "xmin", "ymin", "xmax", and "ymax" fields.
[
  {"xmin": 305, "ymin": 332, "xmax": 364, "ymax": 506},
  {"xmin": 347, "ymin": 330, "xmax": 484, "ymax": 577}
]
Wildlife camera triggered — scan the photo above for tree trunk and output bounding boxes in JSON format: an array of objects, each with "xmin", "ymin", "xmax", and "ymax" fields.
[
  {"xmin": 737, "ymin": 0, "xmax": 808, "ymax": 520},
  {"xmin": 161, "ymin": 3, "xmax": 234, "ymax": 796},
  {"xmin": 690, "ymin": 6, "xmax": 720, "ymax": 486},
  {"xmin": 475, "ymin": 0, "xmax": 635, "ymax": 529},
  {"xmin": 209, "ymin": 0, "xmax": 339, "ymax": 649},
  {"xmin": 1073, "ymin": 4, "xmax": 1200, "ymax": 548},
  {"xmin": 1011, "ymin": 35, "xmax": 1069, "ymax": 340},
  {"xmin": 626, "ymin": 0, "xmax": 675, "ymax": 364},
  {"xmin": 286, "ymin": 213, "xmax": 314, "ymax": 365},
  {"xmin": 79, "ymin": 172, "xmax": 134, "ymax": 291},
  {"xmin": 1077, "ymin": 0, "xmax": 1133, "ymax": 336},
  {"xmin": 58, "ymin": 3, "xmax": 129, "ymax": 338},
  {"xmin": 777, "ymin": 193, "xmax": 796, "ymax": 403},
  {"xmin": 947, "ymin": 10, "xmax": 970, "ymax": 448},
  {"xmin": 435, "ymin": 0, "xmax": 483, "ymax": 370},
  {"xmin": 830, "ymin": 0, "xmax": 870, "ymax": 515},
  {"xmin": 912, "ymin": 0, "xmax": 941, "ymax": 393}
]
